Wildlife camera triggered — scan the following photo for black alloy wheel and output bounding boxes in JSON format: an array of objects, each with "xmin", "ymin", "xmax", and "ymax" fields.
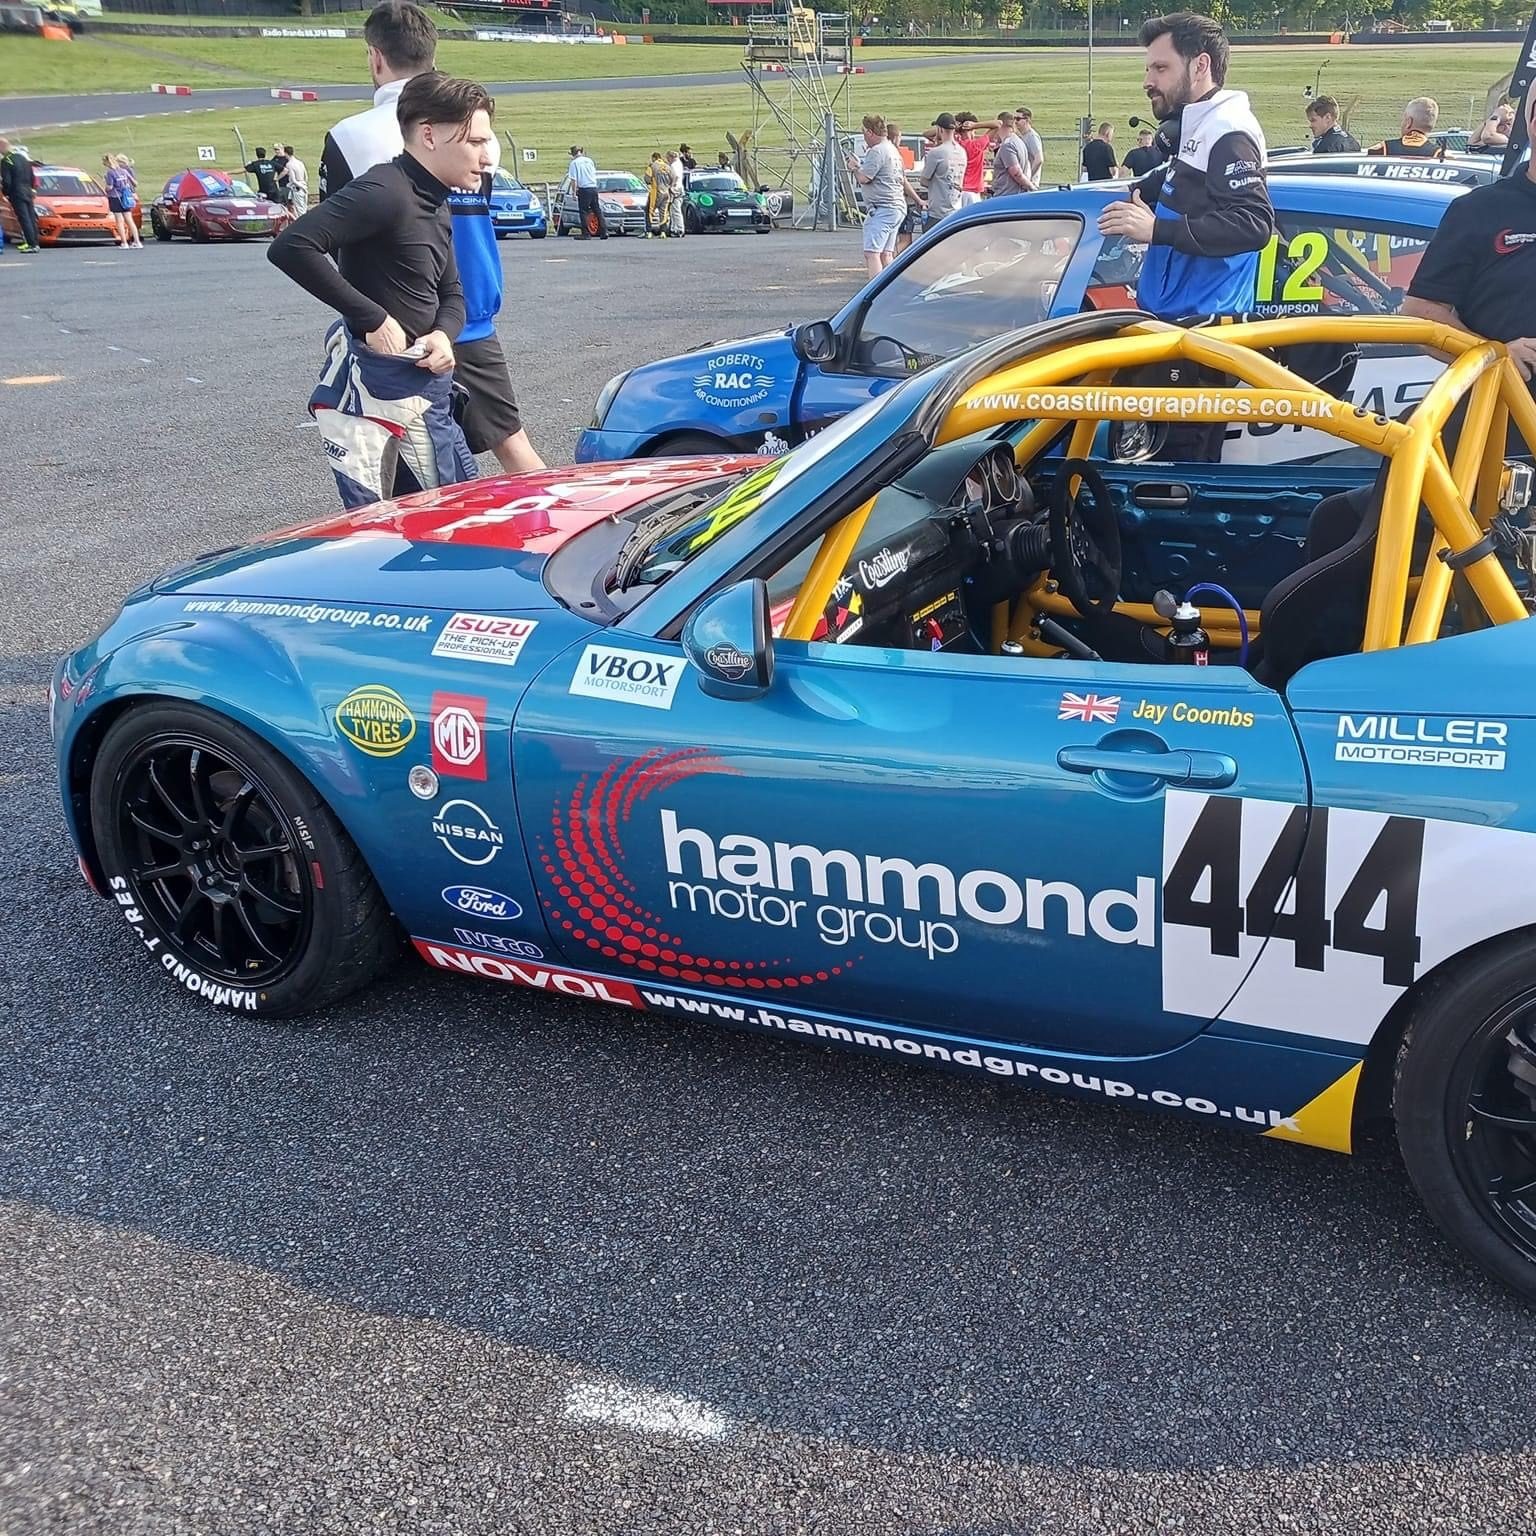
[
  {"xmin": 90, "ymin": 703, "xmax": 398, "ymax": 1015},
  {"xmin": 113, "ymin": 734, "xmax": 312, "ymax": 987},
  {"xmin": 1396, "ymin": 940, "xmax": 1536, "ymax": 1298}
]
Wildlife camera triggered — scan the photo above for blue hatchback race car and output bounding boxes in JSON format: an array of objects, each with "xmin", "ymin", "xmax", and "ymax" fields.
[
  {"xmin": 487, "ymin": 167, "xmax": 546, "ymax": 240},
  {"xmin": 52, "ymin": 309, "xmax": 1536, "ymax": 1299},
  {"xmin": 577, "ymin": 174, "xmax": 1457, "ymax": 469}
]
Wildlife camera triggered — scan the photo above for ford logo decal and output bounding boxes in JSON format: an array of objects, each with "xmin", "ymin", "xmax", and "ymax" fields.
[{"xmin": 441, "ymin": 884, "xmax": 523, "ymax": 922}]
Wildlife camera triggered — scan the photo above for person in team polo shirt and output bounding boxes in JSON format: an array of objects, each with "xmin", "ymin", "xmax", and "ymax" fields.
[{"xmin": 1404, "ymin": 87, "xmax": 1536, "ymax": 430}]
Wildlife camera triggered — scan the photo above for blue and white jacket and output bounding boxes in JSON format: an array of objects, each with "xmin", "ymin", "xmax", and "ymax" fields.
[{"xmin": 1133, "ymin": 88, "xmax": 1274, "ymax": 321}]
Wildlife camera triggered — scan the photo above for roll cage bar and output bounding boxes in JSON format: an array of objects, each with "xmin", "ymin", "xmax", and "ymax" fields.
[{"xmin": 921, "ymin": 314, "xmax": 1536, "ymax": 654}]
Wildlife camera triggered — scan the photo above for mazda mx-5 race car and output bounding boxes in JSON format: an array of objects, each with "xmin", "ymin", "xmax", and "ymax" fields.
[
  {"xmin": 149, "ymin": 169, "xmax": 291, "ymax": 243},
  {"xmin": 52, "ymin": 310, "xmax": 1536, "ymax": 1297},
  {"xmin": 577, "ymin": 174, "xmax": 1455, "ymax": 467}
]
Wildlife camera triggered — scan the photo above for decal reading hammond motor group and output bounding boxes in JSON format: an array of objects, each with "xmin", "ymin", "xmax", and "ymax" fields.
[{"xmin": 692, "ymin": 352, "xmax": 775, "ymax": 410}]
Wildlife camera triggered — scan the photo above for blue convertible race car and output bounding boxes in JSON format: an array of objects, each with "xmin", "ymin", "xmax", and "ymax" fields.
[
  {"xmin": 577, "ymin": 173, "xmax": 1456, "ymax": 468},
  {"xmin": 52, "ymin": 310, "xmax": 1536, "ymax": 1298}
]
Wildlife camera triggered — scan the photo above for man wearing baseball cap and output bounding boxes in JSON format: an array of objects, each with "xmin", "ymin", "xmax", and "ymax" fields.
[{"xmin": 920, "ymin": 113, "xmax": 967, "ymax": 227}]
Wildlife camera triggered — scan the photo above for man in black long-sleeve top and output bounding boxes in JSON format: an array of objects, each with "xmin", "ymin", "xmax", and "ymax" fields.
[
  {"xmin": 270, "ymin": 71, "xmax": 494, "ymax": 374},
  {"xmin": 269, "ymin": 72, "xmax": 494, "ymax": 502}
]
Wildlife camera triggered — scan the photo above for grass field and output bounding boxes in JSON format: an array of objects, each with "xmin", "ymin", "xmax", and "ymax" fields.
[
  {"xmin": 3, "ymin": 42, "xmax": 1515, "ymax": 195},
  {"xmin": 0, "ymin": 36, "xmax": 767, "ymax": 95}
]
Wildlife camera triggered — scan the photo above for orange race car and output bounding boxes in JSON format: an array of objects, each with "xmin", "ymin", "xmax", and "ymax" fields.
[{"xmin": 1, "ymin": 163, "xmax": 142, "ymax": 246}]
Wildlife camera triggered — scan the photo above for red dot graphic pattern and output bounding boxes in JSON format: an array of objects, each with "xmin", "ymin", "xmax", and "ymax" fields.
[{"xmin": 536, "ymin": 748, "xmax": 852, "ymax": 988}]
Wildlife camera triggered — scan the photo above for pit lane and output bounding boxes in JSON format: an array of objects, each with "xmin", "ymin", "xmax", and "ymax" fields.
[{"xmin": 3, "ymin": 234, "xmax": 1535, "ymax": 1536}]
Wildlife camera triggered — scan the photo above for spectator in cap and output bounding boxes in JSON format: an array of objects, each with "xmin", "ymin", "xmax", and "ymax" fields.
[{"xmin": 919, "ymin": 112, "xmax": 966, "ymax": 227}]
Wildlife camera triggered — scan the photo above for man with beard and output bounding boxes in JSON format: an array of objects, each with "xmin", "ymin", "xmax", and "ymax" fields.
[{"xmin": 1097, "ymin": 11, "xmax": 1272, "ymax": 322}]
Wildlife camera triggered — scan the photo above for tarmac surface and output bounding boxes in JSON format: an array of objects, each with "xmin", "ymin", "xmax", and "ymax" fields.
[
  {"xmin": 3, "ymin": 54, "xmax": 979, "ymax": 132},
  {"xmin": 3, "ymin": 232, "xmax": 1536, "ymax": 1534}
]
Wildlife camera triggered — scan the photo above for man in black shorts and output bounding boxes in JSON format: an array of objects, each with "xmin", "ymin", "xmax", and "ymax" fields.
[
  {"xmin": 318, "ymin": 0, "xmax": 544, "ymax": 474},
  {"xmin": 1403, "ymin": 85, "xmax": 1536, "ymax": 454}
]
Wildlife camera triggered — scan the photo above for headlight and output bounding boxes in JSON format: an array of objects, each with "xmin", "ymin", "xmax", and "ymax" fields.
[
  {"xmin": 591, "ymin": 370, "xmax": 631, "ymax": 430},
  {"xmin": 528, "ymin": 196, "xmax": 542, "ymax": 211},
  {"xmin": 34, "ymin": 203, "xmax": 54, "ymax": 217},
  {"xmin": 599, "ymin": 199, "xmax": 622, "ymax": 213}
]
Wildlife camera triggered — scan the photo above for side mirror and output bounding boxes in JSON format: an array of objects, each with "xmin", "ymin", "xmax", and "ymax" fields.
[
  {"xmin": 792, "ymin": 319, "xmax": 838, "ymax": 366},
  {"xmin": 682, "ymin": 578, "xmax": 774, "ymax": 701}
]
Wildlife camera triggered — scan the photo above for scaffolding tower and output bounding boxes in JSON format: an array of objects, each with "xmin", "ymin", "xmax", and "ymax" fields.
[{"xmin": 739, "ymin": 6, "xmax": 862, "ymax": 228}]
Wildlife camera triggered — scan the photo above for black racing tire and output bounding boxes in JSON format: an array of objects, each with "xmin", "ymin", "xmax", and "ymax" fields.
[
  {"xmin": 151, "ymin": 209, "xmax": 172, "ymax": 242},
  {"xmin": 1394, "ymin": 935, "xmax": 1536, "ymax": 1299},
  {"xmin": 531, "ymin": 227, "xmax": 547, "ymax": 239},
  {"xmin": 684, "ymin": 206, "xmax": 699, "ymax": 235},
  {"xmin": 641, "ymin": 432, "xmax": 730, "ymax": 458},
  {"xmin": 89, "ymin": 702, "xmax": 399, "ymax": 1017},
  {"xmin": 188, "ymin": 215, "xmax": 209, "ymax": 244}
]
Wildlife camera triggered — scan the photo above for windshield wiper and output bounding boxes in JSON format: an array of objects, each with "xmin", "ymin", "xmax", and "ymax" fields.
[{"xmin": 612, "ymin": 492, "xmax": 715, "ymax": 590}]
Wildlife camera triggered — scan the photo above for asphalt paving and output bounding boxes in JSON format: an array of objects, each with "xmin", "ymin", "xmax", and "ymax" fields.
[
  {"xmin": 3, "ymin": 233, "xmax": 1536, "ymax": 1535},
  {"xmin": 2, "ymin": 53, "xmax": 991, "ymax": 133}
]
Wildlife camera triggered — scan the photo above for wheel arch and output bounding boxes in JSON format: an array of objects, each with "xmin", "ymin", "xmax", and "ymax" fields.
[
  {"xmin": 65, "ymin": 629, "xmax": 385, "ymax": 902},
  {"xmin": 1352, "ymin": 920, "xmax": 1536, "ymax": 1136},
  {"xmin": 637, "ymin": 428, "xmax": 742, "ymax": 458}
]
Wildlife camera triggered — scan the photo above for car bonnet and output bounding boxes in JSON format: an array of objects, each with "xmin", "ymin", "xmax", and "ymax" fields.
[{"xmin": 151, "ymin": 458, "xmax": 767, "ymax": 612}]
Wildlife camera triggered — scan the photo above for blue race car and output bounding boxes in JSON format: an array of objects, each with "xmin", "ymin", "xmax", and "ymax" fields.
[
  {"xmin": 577, "ymin": 174, "xmax": 1456, "ymax": 467},
  {"xmin": 52, "ymin": 310, "xmax": 1536, "ymax": 1297},
  {"xmin": 487, "ymin": 167, "xmax": 547, "ymax": 239}
]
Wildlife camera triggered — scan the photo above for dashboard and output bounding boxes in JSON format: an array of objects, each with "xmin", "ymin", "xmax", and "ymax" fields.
[{"xmin": 817, "ymin": 439, "xmax": 1048, "ymax": 654}]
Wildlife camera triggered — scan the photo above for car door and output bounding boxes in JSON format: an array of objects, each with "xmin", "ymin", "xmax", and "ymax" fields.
[
  {"xmin": 511, "ymin": 635, "xmax": 1310, "ymax": 1060},
  {"xmin": 791, "ymin": 213, "xmax": 1100, "ymax": 443}
]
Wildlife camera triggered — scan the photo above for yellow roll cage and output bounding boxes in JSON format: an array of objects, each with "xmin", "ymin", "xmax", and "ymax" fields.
[{"xmin": 782, "ymin": 316, "xmax": 1536, "ymax": 655}]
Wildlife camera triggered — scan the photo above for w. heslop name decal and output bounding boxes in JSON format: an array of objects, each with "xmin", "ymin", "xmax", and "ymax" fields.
[{"xmin": 1161, "ymin": 790, "xmax": 1536, "ymax": 1043}]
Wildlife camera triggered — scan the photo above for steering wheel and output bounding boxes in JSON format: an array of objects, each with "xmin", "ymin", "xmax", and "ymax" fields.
[{"xmin": 1049, "ymin": 458, "xmax": 1123, "ymax": 615}]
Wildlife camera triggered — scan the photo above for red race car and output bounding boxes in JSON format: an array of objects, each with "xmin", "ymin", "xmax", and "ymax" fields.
[{"xmin": 148, "ymin": 168, "xmax": 291, "ymax": 243}]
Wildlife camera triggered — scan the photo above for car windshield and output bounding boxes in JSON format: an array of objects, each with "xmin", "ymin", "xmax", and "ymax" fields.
[
  {"xmin": 850, "ymin": 216, "xmax": 1084, "ymax": 372},
  {"xmin": 492, "ymin": 170, "xmax": 522, "ymax": 192},
  {"xmin": 620, "ymin": 394, "xmax": 891, "ymax": 589},
  {"xmin": 692, "ymin": 174, "xmax": 746, "ymax": 194},
  {"xmin": 598, "ymin": 174, "xmax": 644, "ymax": 192},
  {"xmin": 37, "ymin": 172, "xmax": 101, "ymax": 196}
]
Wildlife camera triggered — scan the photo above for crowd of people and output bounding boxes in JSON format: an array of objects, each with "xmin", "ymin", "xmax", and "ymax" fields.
[{"xmin": 12, "ymin": 0, "xmax": 1501, "ymax": 512}]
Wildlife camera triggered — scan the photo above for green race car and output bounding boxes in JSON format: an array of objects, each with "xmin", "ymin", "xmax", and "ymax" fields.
[{"xmin": 682, "ymin": 171, "xmax": 775, "ymax": 235}]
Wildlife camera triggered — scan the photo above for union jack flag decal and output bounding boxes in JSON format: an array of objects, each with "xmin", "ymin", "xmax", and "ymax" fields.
[{"xmin": 1058, "ymin": 691, "xmax": 1121, "ymax": 724}]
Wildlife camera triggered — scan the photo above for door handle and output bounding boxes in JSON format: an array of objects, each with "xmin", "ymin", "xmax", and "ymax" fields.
[
  {"xmin": 1057, "ymin": 745, "xmax": 1237, "ymax": 789},
  {"xmin": 1133, "ymin": 482, "xmax": 1192, "ymax": 508}
]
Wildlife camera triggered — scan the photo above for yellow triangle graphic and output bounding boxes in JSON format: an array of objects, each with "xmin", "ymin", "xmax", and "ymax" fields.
[{"xmin": 1262, "ymin": 1062, "xmax": 1363, "ymax": 1155}]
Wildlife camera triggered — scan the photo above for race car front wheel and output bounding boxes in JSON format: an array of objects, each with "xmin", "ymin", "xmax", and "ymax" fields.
[
  {"xmin": 90, "ymin": 703, "xmax": 399, "ymax": 1017},
  {"xmin": 1395, "ymin": 936, "xmax": 1536, "ymax": 1299}
]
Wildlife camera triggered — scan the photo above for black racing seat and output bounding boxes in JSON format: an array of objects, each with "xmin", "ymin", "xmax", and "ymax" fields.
[{"xmin": 1251, "ymin": 467, "xmax": 1388, "ymax": 690}]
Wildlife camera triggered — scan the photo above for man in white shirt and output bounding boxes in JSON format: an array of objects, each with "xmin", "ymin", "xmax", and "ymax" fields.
[
  {"xmin": 565, "ymin": 145, "xmax": 603, "ymax": 238},
  {"xmin": 317, "ymin": 0, "xmax": 437, "ymax": 199},
  {"xmin": 666, "ymin": 150, "xmax": 687, "ymax": 237},
  {"xmin": 845, "ymin": 112, "xmax": 905, "ymax": 277},
  {"xmin": 1015, "ymin": 106, "xmax": 1045, "ymax": 184},
  {"xmin": 282, "ymin": 144, "xmax": 309, "ymax": 214}
]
